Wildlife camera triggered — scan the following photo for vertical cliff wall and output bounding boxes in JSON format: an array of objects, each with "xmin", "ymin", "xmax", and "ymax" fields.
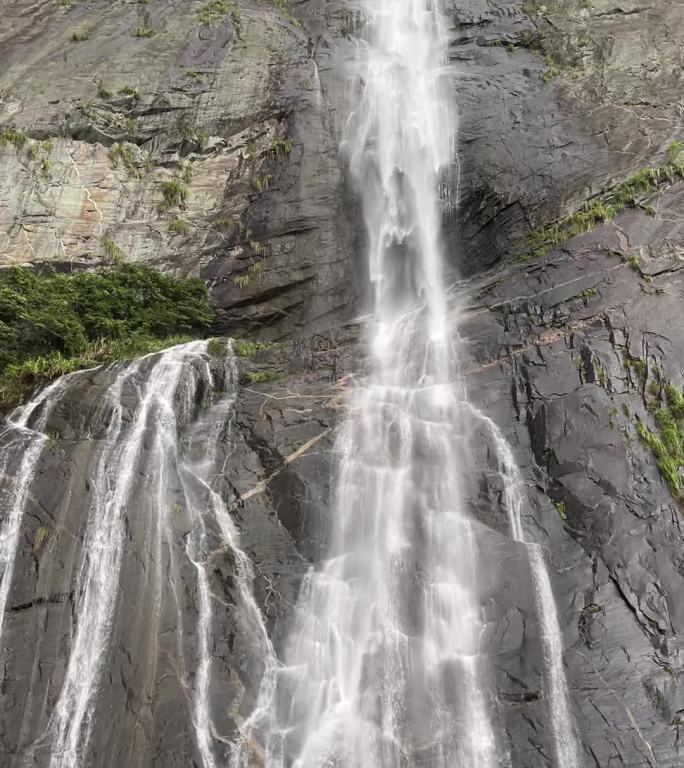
[{"xmin": 1, "ymin": 0, "xmax": 683, "ymax": 765}]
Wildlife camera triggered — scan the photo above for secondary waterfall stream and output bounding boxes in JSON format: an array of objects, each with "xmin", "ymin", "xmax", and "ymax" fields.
[{"xmin": 0, "ymin": 342, "xmax": 274, "ymax": 768}]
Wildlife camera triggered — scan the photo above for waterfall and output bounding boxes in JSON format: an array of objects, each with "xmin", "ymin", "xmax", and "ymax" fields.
[
  {"xmin": 482, "ymin": 415, "xmax": 584, "ymax": 768},
  {"xmin": 46, "ymin": 343, "xmax": 209, "ymax": 768},
  {"xmin": 0, "ymin": 376, "xmax": 74, "ymax": 653},
  {"xmin": 236, "ymin": 1, "xmax": 504, "ymax": 765},
  {"xmin": 0, "ymin": 341, "xmax": 273, "ymax": 767}
]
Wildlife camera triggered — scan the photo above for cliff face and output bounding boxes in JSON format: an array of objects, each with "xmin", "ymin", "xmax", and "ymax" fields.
[{"xmin": 1, "ymin": 0, "xmax": 683, "ymax": 766}]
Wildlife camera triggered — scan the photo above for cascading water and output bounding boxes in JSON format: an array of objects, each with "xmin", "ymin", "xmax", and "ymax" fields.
[
  {"xmin": 0, "ymin": 341, "xmax": 273, "ymax": 768},
  {"xmin": 0, "ymin": 376, "xmax": 73, "ymax": 653},
  {"xmin": 236, "ymin": 1, "xmax": 505, "ymax": 765},
  {"xmin": 47, "ymin": 345, "xmax": 206, "ymax": 768},
  {"xmin": 483, "ymin": 418, "xmax": 584, "ymax": 768}
]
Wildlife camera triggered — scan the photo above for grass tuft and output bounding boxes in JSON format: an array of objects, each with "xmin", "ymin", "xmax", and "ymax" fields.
[{"xmin": 517, "ymin": 149, "xmax": 684, "ymax": 261}]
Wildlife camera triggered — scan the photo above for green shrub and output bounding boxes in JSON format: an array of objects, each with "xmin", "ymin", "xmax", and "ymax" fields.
[
  {"xmin": 0, "ymin": 129, "xmax": 27, "ymax": 149},
  {"xmin": 0, "ymin": 265, "xmax": 213, "ymax": 407},
  {"xmin": 272, "ymin": 0, "xmax": 300, "ymax": 26},
  {"xmin": 198, "ymin": 0, "xmax": 231, "ymax": 24},
  {"xmin": 168, "ymin": 217, "xmax": 190, "ymax": 235},
  {"xmin": 119, "ymin": 85, "xmax": 141, "ymax": 100},
  {"xmin": 232, "ymin": 339, "xmax": 273, "ymax": 357},
  {"xmin": 71, "ymin": 30, "xmax": 89, "ymax": 41},
  {"xmin": 132, "ymin": 25, "xmax": 155, "ymax": 38},
  {"xmin": 268, "ymin": 138, "xmax": 294, "ymax": 160},
  {"xmin": 159, "ymin": 180, "xmax": 188, "ymax": 210},
  {"xmin": 554, "ymin": 500, "xmax": 567, "ymax": 520},
  {"xmin": 101, "ymin": 237, "xmax": 126, "ymax": 264},
  {"xmin": 108, "ymin": 142, "xmax": 136, "ymax": 173},
  {"xmin": 635, "ymin": 379, "xmax": 684, "ymax": 497},
  {"xmin": 251, "ymin": 174, "xmax": 272, "ymax": 192},
  {"xmin": 207, "ymin": 338, "xmax": 229, "ymax": 359},
  {"xmin": 245, "ymin": 369, "xmax": 281, "ymax": 384}
]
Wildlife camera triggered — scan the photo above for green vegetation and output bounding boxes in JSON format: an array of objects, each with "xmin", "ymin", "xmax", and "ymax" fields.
[
  {"xmin": 245, "ymin": 369, "xmax": 281, "ymax": 384},
  {"xmin": 2, "ymin": 132, "xmax": 54, "ymax": 169},
  {"xmin": 180, "ymin": 162, "xmax": 193, "ymax": 184},
  {"xmin": 132, "ymin": 25, "xmax": 155, "ymax": 38},
  {"xmin": 635, "ymin": 378, "xmax": 684, "ymax": 497},
  {"xmin": 101, "ymin": 237, "xmax": 125, "ymax": 265},
  {"xmin": 629, "ymin": 254, "xmax": 641, "ymax": 272},
  {"xmin": 233, "ymin": 261, "xmax": 263, "ymax": 290},
  {"xmin": 540, "ymin": 55, "xmax": 560, "ymax": 83},
  {"xmin": 176, "ymin": 115, "xmax": 196, "ymax": 141},
  {"xmin": 1, "ymin": 129, "xmax": 27, "ymax": 150},
  {"xmin": 33, "ymin": 526, "xmax": 50, "ymax": 553},
  {"xmin": 623, "ymin": 351, "xmax": 648, "ymax": 385},
  {"xmin": 119, "ymin": 85, "xmax": 141, "ymax": 100},
  {"xmin": 168, "ymin": 217, "xmax": 190, "ymax": 235},
  {"xmin": 272, "ymin": 0, "xmax": 300, "ymax": 27},
  {"xmin": 207, "ymin": 338, "xmax": 229, "ymax": 359},
  {"xmin": 592, "ymin": 356, "xmax": 607, "ymax": 387},
  {"xmin": 108, "ymin": 142, "xmax": 136, "ymax": 173},
  {"xmin": 554, "ymin": 500, "xmax": 567, "ymax": 521},
  {"xmin": 666, "ymin": 142, "xmax": 684, "ymax": 163},
  {"xmin": 0, "ymin": 265, "xmax": 213, "ymax": 407},
  {"xmin": 159, "ymin": 180, "xmax": 189, "ymax": 211},
  {"xmin": 97, "ymin": 83, "xmax": 113, "ymax": 100},
  {"xmin": 517, "ymin": 144, "xmax": 684, "ymax": 261},
  {"xmin": 71, "ymin": 30, "xmax": 89, "ymax": 41},
  {"xmin": 197, "ymin": 0, "xmax": 243, "ymax": 34},
  {"xmin": 578, "ymin": 287, "xmax": 598, "ymax": 299},
  {"xmin": 251, "ymin": 174, "xmax": 272, "ymax": 192},
  {"xmin": 268, "ymin": 138, "xmax": 294, "ymax": 160},
  {"xmin": 609, "ymin": 407, "xmax": 618, "ymax": 430},
  {"xmin": 232, "ymin": 339, "xmax": 273, "ymax": 357},
  {"xmin": 45, "ymin": 431, "xmax": 60, "ymax": 453}
]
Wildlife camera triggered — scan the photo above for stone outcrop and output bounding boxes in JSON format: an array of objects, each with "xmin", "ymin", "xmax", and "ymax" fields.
[{"xmin": 1, "ymin": 0, "xmax": 683, "ymax": 765}]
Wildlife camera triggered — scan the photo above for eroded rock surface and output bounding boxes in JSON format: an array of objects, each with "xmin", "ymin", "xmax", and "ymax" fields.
[{"xmin": 1, "ymin": 0, "xmax": 683, "ymax": 765}]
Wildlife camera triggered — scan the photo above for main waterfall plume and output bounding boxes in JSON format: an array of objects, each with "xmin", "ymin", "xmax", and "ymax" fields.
[{"xmin": 237, "ymin": 1, "xmax": 504, "ymax": 765}]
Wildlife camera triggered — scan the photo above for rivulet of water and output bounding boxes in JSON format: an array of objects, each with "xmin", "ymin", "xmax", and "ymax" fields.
[
  {"xmin": 0, "ymin": 376, "xmax": 74, "ymax": 653},
  {"xmin": 234, "ymin": 2, "xmax": 505, "ymax": 766},
  {"xmin": 482, "ymin": 415, "xmax": 584, "ymax": 768}
]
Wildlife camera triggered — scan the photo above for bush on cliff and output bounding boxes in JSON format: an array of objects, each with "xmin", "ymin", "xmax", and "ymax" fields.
[{"xmin": 0, "ymin": 264, "xmax": 214, "ymax": 407}]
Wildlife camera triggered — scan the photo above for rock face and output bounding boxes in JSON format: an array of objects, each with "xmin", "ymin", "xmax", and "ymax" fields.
[{"xmin": 1, "ymin": 0, "xmax": 683, "ymax": 766}]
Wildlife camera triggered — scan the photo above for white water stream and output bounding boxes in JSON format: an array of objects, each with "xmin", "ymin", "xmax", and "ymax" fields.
[
  {"xmin": 236, "ymin": 1, "xmax": 503, "ymax": 766},
  {"xmin": 482, "ymin": 416, "xmax": 584, "ymax": 768},
  {"xmin": 0, "ymin": 341, "xmax": 270, "ymax": 768},
  {"xmin": 0, "ymin": 375, "xmax": 76, "ymax": 654}
]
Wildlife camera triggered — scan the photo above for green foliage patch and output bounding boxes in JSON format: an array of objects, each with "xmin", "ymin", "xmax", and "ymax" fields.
[
  {"xmin": 197, "ymin": 0, "xmax": 243, "ymax": 34},
  {"xmin": 0, "ymin": 265, "xmax": 213, "ymax": 407},
  {"xmin": 636, "ymin": 378, "xmax": 684, "ymax": 497}
]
